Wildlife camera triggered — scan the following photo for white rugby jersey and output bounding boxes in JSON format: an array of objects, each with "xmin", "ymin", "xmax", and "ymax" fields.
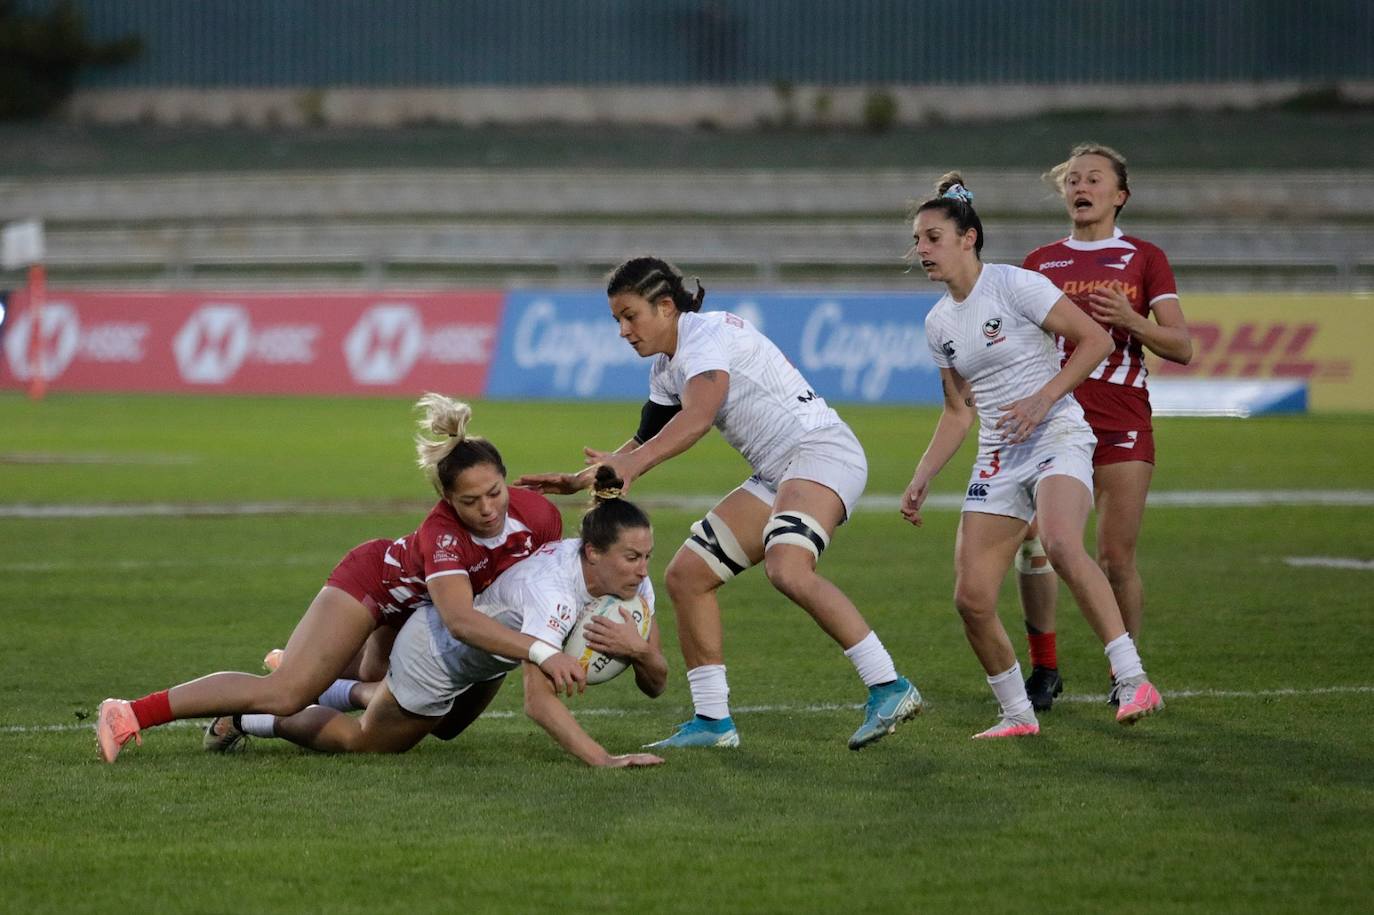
[
  {"xmin": 425, "ymin": 538, "xmax": 655, "ymax": 686},
  {"xmin": 650, "ymin": 310, "xmax": 843, "ymax": 486},
  {"xmin": 925, "ymin": 263, "xmax": 1090, "ymax": 449}
]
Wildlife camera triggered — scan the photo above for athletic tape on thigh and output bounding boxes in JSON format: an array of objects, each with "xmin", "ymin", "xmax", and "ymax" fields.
[
  {"xmin": 1015, "ymin": 535, "xmax": 1054, "ymax": 575},
  {"xmin": 685, "ymin": 512, "xmax": 753, "ymax": 582},
  {"xmin": 762, "ymin": 511, "xmax": 831, "ymax": 560}
]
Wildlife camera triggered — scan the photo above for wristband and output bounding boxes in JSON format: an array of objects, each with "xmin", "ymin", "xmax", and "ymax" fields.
[{"xmin": 527, "ymin": 641, "xmax": 559, "ymax": 666}]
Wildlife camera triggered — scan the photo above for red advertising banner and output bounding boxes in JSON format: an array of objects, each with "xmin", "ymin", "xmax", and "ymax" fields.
[{"xmin": 0, "ymin": 290, "xmax": 503, "ymax": 396}]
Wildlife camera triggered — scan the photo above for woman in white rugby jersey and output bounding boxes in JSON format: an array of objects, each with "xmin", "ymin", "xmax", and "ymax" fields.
[
  {"xmin": 205, "ymin": 467, "xmax": 668, "ymax": 768},
  {"xmin": 901, "ymin": 173, "xmax": 1164, "ymax": 738},
  {"xmin": 95, "ymin": 394, "xmax": 583, "ymax": 764},
  {"xmin": 517, "ymin": 255, "xmax": 922, "ymax": 751}
]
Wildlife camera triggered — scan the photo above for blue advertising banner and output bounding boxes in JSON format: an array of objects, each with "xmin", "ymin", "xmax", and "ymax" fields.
[
  {"xmin": 487, "ymin": 291, "xmax": 650, "ymax": 399},
  {"xmin": 486, "ymin": 290, "xmax": 945, "ymax": 403}
]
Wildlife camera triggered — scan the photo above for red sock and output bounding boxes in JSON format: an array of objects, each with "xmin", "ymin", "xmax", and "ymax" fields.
[
  {"xmin": 130, "ymin": 690, "xmax": 174, "ymax": 729},
  {"xmin": 1027, "ymin": 632, "xmax": 1058, "ymax": 669}
]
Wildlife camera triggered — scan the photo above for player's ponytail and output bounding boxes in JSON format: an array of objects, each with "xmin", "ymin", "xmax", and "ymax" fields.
[
  {"xmin": 580, "ymin": 465, "xmax": 650, "ymax": 554},
  {"xmin": 912, "ymin": 170, "xmax": 985, "ymax": 257},
  {"xmin": 414, "ymin": 393, "xmax": 506, "ymax": 497}
]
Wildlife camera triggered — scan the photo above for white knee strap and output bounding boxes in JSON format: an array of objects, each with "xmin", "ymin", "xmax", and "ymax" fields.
[
  {"xmin": 762, "ymin": 511, "xmax": 831, "ymax": 560},
  {"xmin": 685, "ymin": 511, "xmax": 753, "ymax": 582},
  {"xmin": 1015, "ymin": 535, "xmax": 1055, "ymax": 575}
]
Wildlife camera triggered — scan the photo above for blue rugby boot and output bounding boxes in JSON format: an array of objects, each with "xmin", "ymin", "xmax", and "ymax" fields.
[
  {"xmin": 644, "ymin": 715, "xmax": 740, "ymax": 749},
  {"xmin": 848, "ymin": 676, "xmax": 923, "ymax": 750}
]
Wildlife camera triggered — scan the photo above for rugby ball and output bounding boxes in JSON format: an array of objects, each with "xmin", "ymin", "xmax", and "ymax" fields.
[{"xmin": 562, "ymin": 593, "xmax": 653, "ymax": 685}]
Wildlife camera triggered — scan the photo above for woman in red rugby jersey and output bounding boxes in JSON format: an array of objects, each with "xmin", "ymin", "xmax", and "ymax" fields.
[
  {"xmin": 95, "ymin": 394, "xmax": 583, "ymax": 763},
  {"xmin": 1016, "ymin": 143, "xmax": 1193, "ymax": 711}
]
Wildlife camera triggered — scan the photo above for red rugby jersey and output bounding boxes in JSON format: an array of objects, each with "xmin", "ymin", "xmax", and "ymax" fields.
[
  {"xmin": 1022, "ymin": 230, "xmax": 1178, "ymax": 389},
  {"xmin": 377, "ymin": 487, "xmax": 562, "ymax": 623}
]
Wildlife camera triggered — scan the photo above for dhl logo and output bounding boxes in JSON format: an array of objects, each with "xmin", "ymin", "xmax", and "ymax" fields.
[
  {"xmin": 1062, "ymin": 279, "xmax": 1140, "ymax": 303},
  {"xmin": 1153, "ymin": 321, "xmax": 1350, "ymax": 381}
]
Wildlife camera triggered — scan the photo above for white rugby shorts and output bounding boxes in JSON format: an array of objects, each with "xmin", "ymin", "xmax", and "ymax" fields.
[
  {"xmin": 961, "ymin": 433, "xmax": 1095, "ymax": 523},
  {"xmin": 386, "ymin": 607, "xmax": 473, "ymax": 718},
  {"xmin": 740, "ymin": 422, "xmax": 869, "ymax": 520}
]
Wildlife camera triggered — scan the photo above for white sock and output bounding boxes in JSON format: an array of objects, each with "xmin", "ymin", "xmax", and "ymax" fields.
[
  {"xmin": 843, "ymin": 631, "xmax": 899, "ymax": 688},
  {"xmin": 317, "ymin": 678, "xmax": 359, "ymax": 711},
  {"xmin": 1104, "ymin": 634, "xmax": 1146, "ymax": 682},
  {"xmin": 239, "ymin": 714, "xmax": 277, "ymax": 737},
  {"xmin": 987, "ymin": 663, "xmax": 1034, "ymax": 720},
  {"xmin": 686, "ymin": 664, "xmax": 730, "ymax": 720}
]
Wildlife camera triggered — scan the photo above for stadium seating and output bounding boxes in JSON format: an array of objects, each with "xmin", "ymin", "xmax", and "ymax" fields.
[{"xmin": 3, "ymin": 171, "xmax": 1369, "ymax": 289}]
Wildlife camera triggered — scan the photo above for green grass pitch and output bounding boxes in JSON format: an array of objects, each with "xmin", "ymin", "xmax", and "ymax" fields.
[{"xmin": 2, "ymin": 393, "xmax": 1372, "ymax": 913}]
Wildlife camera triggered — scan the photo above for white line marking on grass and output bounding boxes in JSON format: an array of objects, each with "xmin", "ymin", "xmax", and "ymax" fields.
[
  {"xmin": 4, "ymin": 490, "xmax": 1373, "ymax": 520},
  {"xmin": 0, "ymin": 452, "xmax": 195, "ymax": 466},
  {"xmin": 6, "ymin": 685, "xmax": 1372, "ymax": 735},
  {"xmin": 0, "ymin": 555, "xmax": 326, "ymax": 573},
  {"xmin": 1284, "ymin": 556, "xmax": 1374, "ymax": 571}
]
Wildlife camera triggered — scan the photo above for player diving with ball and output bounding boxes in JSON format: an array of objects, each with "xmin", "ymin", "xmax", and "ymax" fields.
[{"xmin": 205, "ymin": 464, "xmax": 667, "ymax": 768}]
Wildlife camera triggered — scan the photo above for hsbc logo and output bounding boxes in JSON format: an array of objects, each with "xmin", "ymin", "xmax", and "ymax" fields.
[
  {"xmin": 345, "ymin": 305, "xmax": 423, "ymax": 384},
  {"xmin": 3, "ymin": 303, "xmax": 148, "ymax": 382},
  {"xmin": 174, "ymin": 305, "xmax": 251, "ymax": 383},
  {"xmin": 173, "ymin": 304, "xmax": 318, "ymax": 385},
  {"xmin": 346, "ymin": 304, "xmax": 495, "ymax": 385},
  {"xmin": 3, "ymin": 303, "xmax": 81, "ymax": 381}
]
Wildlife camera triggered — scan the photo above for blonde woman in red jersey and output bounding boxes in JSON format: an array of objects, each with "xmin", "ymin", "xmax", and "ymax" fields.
[
  {"xmin": 1016, "ymin": 144, "xmax": 1193, "ymax": 711},
  {"xmin": 95, "ymin": 394, "xmax": 585, "ymax": 763}
]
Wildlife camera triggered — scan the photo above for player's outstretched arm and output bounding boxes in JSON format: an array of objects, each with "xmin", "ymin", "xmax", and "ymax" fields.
[
  {"xmin": 520, "ymin": 661, "xmax": 665, "ymax": 767},
  {"xmin": 431, "ymin": 575, "xmax": 586, "ymax": 695},
  {"xmin": 589, "ymin": 371, "xmax": 728, "ymax": 488},
  {"xmin": 512, "ymin": 466, "xmax": 597, "ymax": 495},
  {"xmin": 514, "ymin": 438, "xmax": 640, "ymax": 494}
]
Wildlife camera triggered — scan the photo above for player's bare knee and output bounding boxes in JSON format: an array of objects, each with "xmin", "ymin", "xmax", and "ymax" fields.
[
  {"xmin": 762, "ymin": 550, "xmax": 814, "ymax": 601},
  {"xmin": 665, "ymin": 553, "xmax": 713, "ymax": 601},
  {"xmin": 357, "ymin": 658, "xmax": 388, "ymax": 683},
  {"xmin": 260, "ymin": 674, "xmax": 322, "ymax": 716},
  {"xmin": 1097, "ymin": 545, "xmax": 1137, "ymax": 585},
  {"xmin": 1040, "ymin": 534, "xmax": 1088, "ymax": 575},
  {"xmin": 953, "ymin": 585, "xmax": 997, "ymax": 621},
  {"xmin": 263, "ymin": 693, "xmax": 313, "ymax": 717}
]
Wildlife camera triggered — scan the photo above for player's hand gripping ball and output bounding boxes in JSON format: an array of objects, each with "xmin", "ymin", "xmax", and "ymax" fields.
[{"xmin": 562, "ymin": 594, "xmax": 652, "ymax": 684}]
